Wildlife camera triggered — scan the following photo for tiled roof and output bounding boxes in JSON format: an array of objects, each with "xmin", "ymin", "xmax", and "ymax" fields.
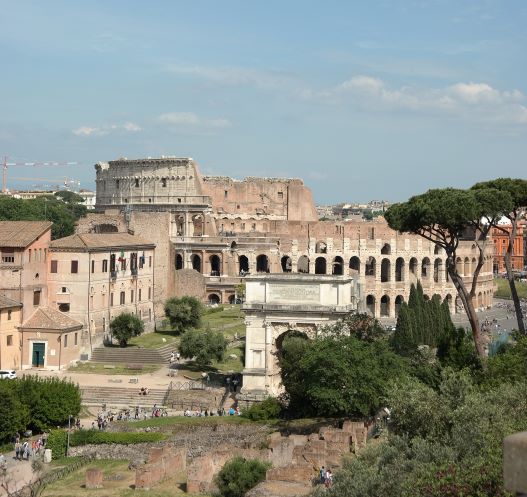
[
  {"xmin": 50, "ymin": 233, "xmax": 155, "ymax": 251},
  {"xmin": 0, "ymin": 295, "xmax": 22, "ymax": 309},
  {"xmin": 21, "ymin": 307, "xmax": 83, "ymax": 331},
  {"xmin": 0, "ymin": 221, "xmax": 52, "ymax": 248}
]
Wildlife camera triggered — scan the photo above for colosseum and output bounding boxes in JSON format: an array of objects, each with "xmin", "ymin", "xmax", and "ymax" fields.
[{"xmin": 80, "ymin": 156, "xmax": 494, "ymax": 323}]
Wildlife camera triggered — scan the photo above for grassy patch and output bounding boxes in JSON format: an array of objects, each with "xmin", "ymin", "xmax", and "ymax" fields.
[
  {"xmin": 68, "ymin": 363, "xmax": 160, "ymax": 375},
  {"xmin": 212, "ymin": 344, "xmax": 244, "ymax": 373},
  {"xmin": 40, "ymin": 459, "xmax": 199, "ymax": 497},
  {"xmin": 128, "ymin": 329, "xmax": 180, "ymax": 348},
  {"xmin": 495, "ymin": 278, "xmax": 527, "ymax": 299}
]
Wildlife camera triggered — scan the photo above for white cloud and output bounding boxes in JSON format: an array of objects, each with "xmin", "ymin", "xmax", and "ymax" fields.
[
  {"xmin": 304, "ymin": 76, "xmax": 527, "ymax": 125},
  {"xmin": 72, "ymin": 122, "xmax": 141, "ymax": 136},
  {"xmin": 158, "ymin": 112, "xmax": 231, "ymax": 129}
]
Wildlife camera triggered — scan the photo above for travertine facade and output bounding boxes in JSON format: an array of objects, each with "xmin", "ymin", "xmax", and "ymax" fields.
[{"xmin": 90, "ymin": 157, "xmax": 495, "ymax": 321}]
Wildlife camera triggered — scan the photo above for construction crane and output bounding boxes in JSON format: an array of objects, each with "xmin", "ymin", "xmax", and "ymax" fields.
[
  {"xmin": 2, "ymin": 156, "xmax": 79, "ymax": 193},
  {"xmin": 11, "ymin": 177, "xmax": 81, "ymax": 190}
]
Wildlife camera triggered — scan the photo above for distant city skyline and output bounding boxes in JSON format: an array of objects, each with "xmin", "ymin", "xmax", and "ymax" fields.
[{"xmin": 1, "ymin": 1, "xmax": 526, "ymax": 203}]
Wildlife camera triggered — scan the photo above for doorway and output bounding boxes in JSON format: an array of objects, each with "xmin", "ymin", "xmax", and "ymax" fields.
[{"xmin": 32, "ymin": 342, "xmax": 46, "ymax": 367}]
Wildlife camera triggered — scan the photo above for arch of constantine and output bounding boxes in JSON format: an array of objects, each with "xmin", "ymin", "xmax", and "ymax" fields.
[{"xmin": 72, "ymin": 156, "xmax": 495, "ymax": 335}]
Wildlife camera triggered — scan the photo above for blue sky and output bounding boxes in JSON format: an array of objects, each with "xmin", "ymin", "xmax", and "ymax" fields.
[{"xmin": 1, "ymin": 0, "xmax": 526, "ymax": 203}]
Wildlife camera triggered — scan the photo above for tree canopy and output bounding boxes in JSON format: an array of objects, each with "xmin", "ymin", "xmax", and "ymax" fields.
[
  {"xmin": 385, "ymin": 187, "xmax": 512, "ymax": 358},
  {"xmin": 110, "ymin": 313, "xmax": 145, "ymax": 347},
  {"xmin": 0, "ymin": 194, "xmax": 87, "ymax": 239},
  {"xmin": 164, "ymin": 296, "xmax": 203, "ymax": 334},
  {"xmin": 178, "ymin": 326, "xmax": 227, "ymax": 366}
]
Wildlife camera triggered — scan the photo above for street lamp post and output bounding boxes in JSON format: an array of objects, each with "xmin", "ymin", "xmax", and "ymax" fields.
[{"xmin": 66, "ymin": 415, "xmax": 72, "ymax": 457}]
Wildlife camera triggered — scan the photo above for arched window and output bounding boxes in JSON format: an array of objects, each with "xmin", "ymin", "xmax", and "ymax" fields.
[
  {"xmin": 239, "ymin": 255, "xmax": 249, "ymax": 274},
  {"xmin": 175, "ymin": 254, "xmax": 183, "ymax": 270},
  {"xmin": 256, "ymin": 254, "xmax": 269, "ymax": 273},
  {"xmin": 332, "ymin": 256, "xmax": 343, "ymax": 275},
  {"xmin": 365, "ymin": 257, "xmax": 376, "ymax": 277},
  {"xmin": 380, "ymin": 295, "xmax": 390, "ymax": 317},
  {"xmin": 208, "ymin": 294, "xmax": 220, "ymax": 305},
  {"xmin": 421, "ymin": 257, "xmax": 431, "ymax": 279},
  {"xmin": 297, "ymin": 255, "xmax": 309, "ymax": 273},
  {"xmin": 409, "ymin": 257, "xmax": 418, "ymax": 276},
  {"xmin": 381, "ymin": 243, "xmax": 391, "ymax": 255},
  {"xmin": 281, "ymin": 256, "xmax": 292, "ymax": 273},
  {"xmin": 210, "ymin": 255, "xmax": 221, "ymax": 276},
  {"xmin": 381, "ymin": 258, "xmax": 391, "ymax": 282},
  {"xmin": 395, "ymin": 295, "xmax": 404, "ymax": 316},
  {"xmin": 349, "ymin": 256, "xmax": 360, "ymax": 274},
  {"xmin": 366, "ymin": 295, "xmax": 376, "ymax": 316},
  {"xmin": 191, "ymin": 254, "xmax": 201, "ymax": 272},
  {"xmin": 395, "ymin": 257, "xmax": 404, "ymax": 282},
  {"xmin": 444, "ymin": 294, "xmax": 453, "ymax": 313},
  {"xmin": 315, "ymin": 257, "xmax": 326, "ymax": 275}
]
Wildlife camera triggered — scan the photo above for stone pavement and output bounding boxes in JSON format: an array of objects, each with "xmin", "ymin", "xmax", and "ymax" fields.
[{"xmin": 0, "ymin": 451, "xmax": 39, "ymax": 497}]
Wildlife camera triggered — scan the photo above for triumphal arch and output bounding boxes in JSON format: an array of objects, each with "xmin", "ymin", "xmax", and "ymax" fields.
[{"xmin": 239, "ymin": 274, "xmax": 360, "ymax": 401}]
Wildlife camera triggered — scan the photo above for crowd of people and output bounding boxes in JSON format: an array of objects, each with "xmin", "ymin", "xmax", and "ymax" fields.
[
  {"xmin": 183, "ymin": 406, "xmax": 241, "ymax": 417},
  {"xmin": 5, "ymin": 431, "xmax": 48, "ymax": 464}
]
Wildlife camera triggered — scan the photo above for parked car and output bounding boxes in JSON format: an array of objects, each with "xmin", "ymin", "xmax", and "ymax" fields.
[{"xmin": 0, "ymin": 370, "xmax": 17, "ymax": 379}]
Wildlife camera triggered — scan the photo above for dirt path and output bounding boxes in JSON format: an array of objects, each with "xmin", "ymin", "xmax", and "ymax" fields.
[{"xmin": 0, "ymin": 452, "xmax": 38, "ymax": 497}]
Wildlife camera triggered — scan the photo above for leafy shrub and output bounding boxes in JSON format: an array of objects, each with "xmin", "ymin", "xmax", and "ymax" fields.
[
  {"xmin": 164, "ymin": 296, "xmax": 203, "ymax": 334},
  {"xmin": 18, "ymin": 376, "xmax": 81, "ymax": 432},
  {"xmin": 46, "ymin": 430, "xmax": 67, "ymax": 458},
  {"xmin": 242, "ymin": 397, "xmax": 282, "ymax": 421},
  {"xmin": 179, "ymin": 326, "xmax": 227, "ymax": 366},
  {"xmin": 70, "ymin": 430, "xmax": 165, "ymax": 446},
  {"xmin": 215, "ymin": 456, "xmax": 270, "ymax": 497},
  {"xmin": 110, "ymin": 313, "xmax": 145, "ymax": 347}
]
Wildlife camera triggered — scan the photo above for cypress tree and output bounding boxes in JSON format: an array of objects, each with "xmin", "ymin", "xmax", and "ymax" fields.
[{"xmin": 392, "ymin": 303, "xmax": 417, "ymax": 355}]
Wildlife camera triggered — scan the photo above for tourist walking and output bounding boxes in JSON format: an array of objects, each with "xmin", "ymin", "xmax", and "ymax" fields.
[{"xmin": 319, "ymin": 466, "xmax": 326, "ymax": 484}]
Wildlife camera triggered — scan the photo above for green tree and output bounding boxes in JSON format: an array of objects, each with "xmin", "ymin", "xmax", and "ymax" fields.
[
  {"xmin": 280, "ymin": 333, "xmax": 406, "ymax": 418},
  {"xmin": 0, "ymin": 382, "xmax": 30, "ymax": 442},
  {"xmin": 179, "ymin": 326, "xmax": 227, "ymax": 366},
  {"xmin": 472, "ymin": 178, "xmax": 527, "ymax": 334},
  {"xmin": 215, "ymin": 457, "xmax": 270, "ymax": 497},
  {"xmin": 54, "ymin": 190, "xmax": 84, "ymax": 204},
  {"xmin": 321, "ymin": 313, "xmax": 386, "ymax": 342},
  {"xmin": 385, "ymin": 187, "xmax": 512, "ymax": 358},
  {"xmin": 164, "ymin": 296, "xmax": 203, "ymax": 334},
  {"xmin": 110, "ymin": 313, "xmax": 145, "ymax": 347}
]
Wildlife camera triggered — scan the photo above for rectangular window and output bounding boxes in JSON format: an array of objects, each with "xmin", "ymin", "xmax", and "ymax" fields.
[
  {"xmin": 131, "ymin": 290, "xmax": 134, "ymax": 302},
  {"xmin": 110, "ymin": 293, "xmax": 114, "ymax": 306},
  {"xmin": 33, "ymin": 290, "xmax": 41, "ymax": 306},
  {"xmin": 28, "ymin": 249, "xmax": 32, "ymax": 262},
  {"xmin": 8, "ymin": 310, "xmax": 12, "ymax": 320},
  {"xmin": 1, "ymin": 251, "xmax": 15, "ymax": 263},
  {"xmin": 74, "ymin": 333, "xmax": 78, "ymax": 346},
  {"xmin": 102, "ymin": 259, "xmax": 108, "ymax": 272},
  {"xmin": 110, "ymin": 254, "xmax": 116, "ymax": 272},
  {"xmin": 224, "ymin": 190, "xmax": 228, "ymax": 198},
  {"xmin": 368, "ymin": 227, "xmax": 375, "ymax": 240},
  {"xmin": 149, "ymin": 256, "xmax": 152, "ymax": 268},
  {"xmin": 139, "ymin": 255, "xmax": 144, "ymax": 269},
  {"xmin": 64, "ymin": 334, "xmax": 68, "ymax": 348},
  {"xmin": 130, "ymin": 253, "xmax": 138, "ymax": 270},
  {"xmin": 71, "ymin": 260, "xmax": 78, "ymax": 273},
  {"xmin": 102, "ymin": 317, "xmax": 106, "ymax": 332},
  {"xmin": 148, "ymin": 287, "xmax": 151, "ymax": 300},
  {"xmin": 120, "ymin": 291, "xmax": 125, "ymax": 305},
  {"xmin": 91, "ymin": 260, "xmax": 95, "ymax": 273},
  {"xmin": 7, "ymin": 335, "xmax": 13, "ymax": 346},
  {"xmin": 278, "ymin": 191, "xmax": 283, "ymax": 200},
  {"xmin": 138, "ymin": 289, "xmax": 142, "ymax": 301},
  {"xmin": 50, "ymin": 260, "xmax": 58, "ymax": 273}
]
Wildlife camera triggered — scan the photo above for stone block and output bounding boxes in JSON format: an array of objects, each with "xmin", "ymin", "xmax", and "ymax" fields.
[
  {"xmin": 147, "ymin": 447, "xmax": 164, "ymax": 463},
  {"xmin": 43, "ymin": 449, "xmax": 52, "ymax": 463},
  {"xmin": 85, "ymin": 468, "xmax": 103, "ymax": 489},
  {"xmin": 290, "ymin": 435, "xmax": 308, "ymax": 447},
  {"xmin": 504, "ymin": 431, "xmax": 527, "ymax": 494}
]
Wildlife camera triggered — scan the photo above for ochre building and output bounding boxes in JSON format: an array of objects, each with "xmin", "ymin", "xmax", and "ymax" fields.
[{"xmin": 86, "ymin": 157, "xmax": 495, "ymax": 319}]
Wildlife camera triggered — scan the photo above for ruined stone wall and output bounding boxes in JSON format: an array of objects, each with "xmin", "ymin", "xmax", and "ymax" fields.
[
  {"xmin": 202, "ymin": 176, "xmax": 318, "ymax": 222},
  {"xmin": 135, "ymin": 446, "xmax": 186, "ymax": 490},
  {"xmin": 174, "ymin": 268, "xmax": 206, "ymax": 300}
]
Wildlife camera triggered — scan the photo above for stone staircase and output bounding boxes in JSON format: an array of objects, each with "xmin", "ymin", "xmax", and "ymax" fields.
[
  {"xmin": 89, "ymin": 346, "xmax": 165, "ymax": 365},
  {"xmin": 81, "ymin": 386, "xmax": 167, "ymax": 408}
]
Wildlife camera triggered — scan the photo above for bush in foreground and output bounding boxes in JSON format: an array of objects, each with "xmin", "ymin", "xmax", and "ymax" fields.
[
  {"xmin": 242, "ymin": 397, "xmax": 282, "ymax": 421},
  {"xmin": 215, "ymin": 456, "xmax": 270, "ymax": 497}
]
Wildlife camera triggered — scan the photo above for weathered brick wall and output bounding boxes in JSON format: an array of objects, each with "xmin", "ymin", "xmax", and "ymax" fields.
[
  {"xmin": 174, "ymin": 268, "xmax": 206, "ymax": 300},
  {"xmin": 135, "ymin": 446, "xmax": 186, "ymax": 490}
]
